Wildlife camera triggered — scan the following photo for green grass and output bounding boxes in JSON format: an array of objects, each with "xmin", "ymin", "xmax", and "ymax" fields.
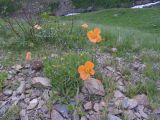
[
  {"xmin": 0, "ymin": 72, "xmax": 8, "ymax": 92},
  {"xmin": 70, "ymin": 8, "xmax": 160, "ymax": 33}
]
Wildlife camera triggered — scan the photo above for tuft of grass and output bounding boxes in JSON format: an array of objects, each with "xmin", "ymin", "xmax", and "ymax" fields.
[
  {"xmin": 0, "ymin": 72, "xmax": 7, "ymax": 92},
  {"xmin": 126, "ymin": 82, "xmax": 147, "ymax": 98},
  {"xmin": 43, "ymin": 52, "xmax": 93, "ymax": 100}
]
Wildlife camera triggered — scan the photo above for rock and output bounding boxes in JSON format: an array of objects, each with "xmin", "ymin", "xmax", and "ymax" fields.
[
  {"xmin": 72, "ymin": 110, "xmax": 80, "ymax": 120},
  {"xmin": 31, "ymin": 89, "xmax": 41, "ymax": 99},
  {"xmin": 0, "ymin": 101, "xmax": 11, "ymax": 118},
  {"xmin": 7, "ymin": 74, "xmax": 12, "ymax": 80},
  {"xmin": 54, "ymin": 104, "xmax": 69, "ymax": 118},
  {"xmin": 114, "ymin": 90, "xmax": 125, "ymax": 99},
  {"xmin": 38, "ymin": 100, "xmax": 45, "ymax": 109},
  {"xmin": 80, "ymin": 116, "xmax": 87, "ymax": 120},
  {"xmin": 16, "ymin": 81, "xmax": 25, "ymax": 95},
  {"xmin": 83, "ymin": 101, "xmax": 92, "ymax": 110},
  {"xmin": 20, "ymin": 109, "xmax": 28, "ymax": 120},
  {"xmin": 82, "ymin": 78, "xmax": 105, "ymax": 96},
  {"xmin": 24, "ymin": 98, "xmax": 30, "ymax": 103},
  {"xmin": 134, "ymin": 94, "xmax": 149, "ymax": 106},
  {"xmin": 12, "ymin": 64, "xmax": 23, "ymax": 71},
  {"xmin": 31, "ymin": 77, "xmax": 51, "ymax": 89},
  {"xmin": 19, "ymin": 102, "xmax": 27, "ymax": 109},
  {"xmin": 108, "ymin": 107, "xmax": 122, "ymax": 115},
  {"xmin": 100, "ymin": 100, "xmax": 106, "ymax": 107},
  {"xmin": 3, "ymin": 89, "xmax": 13, "ymax": 96},
  {"xmin": 27, "ymin": 98, "xmax": 38, "ymax": 110},
  {"xmin": 88, "ymin": 112, "xmax": 103, "ymax": 120},
  {"xmin": 117, "ymin": 85, "xmax": 127, "ymax": 93},
  {"xmin": 132, "ymin": 63, "xmax": 140, "ymax": 70},
  {"xmin": 154, "ymin": 108, "xmax": 160, "ymax": 120},
  {"xmin": 122, "ymin": 98, "xmax": 133, "ymax": 109},
  {"xmin": 122, "ymin": 98, "xmax": 138, "ymax": 109},
  {"xmin": 137, "ymin": 105, "xmax": 149, "ymax": 119},
  {"xmin": 124, "ymin": 110, "xmax": 136, "ymax": 120},
  {"xmin": 42, "ymin": 90, "xmax": 50, "ymax": 101},
  {"xmin": 31, "ymin": 60, "xmax": 43, "ymax": 71},
  {"xmin": 51, "ymin": 110, "xmax": 65, "ymax": 120},
  {"xmin": 108, "ymin": 114, "xmax": 122, "ymax": 120},
  {"xmin": 93, "ymin": 103, "xmax": 103, "ymax": 112}
]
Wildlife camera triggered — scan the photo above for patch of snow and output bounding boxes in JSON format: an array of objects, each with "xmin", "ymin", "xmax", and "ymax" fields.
[
  {"xmin": 131, "ymin": 1, "xmax": 160, "ymax": 8},
  {"xmin": 65, "ymin": 13, "xmax": 80, "ymax": 16}
]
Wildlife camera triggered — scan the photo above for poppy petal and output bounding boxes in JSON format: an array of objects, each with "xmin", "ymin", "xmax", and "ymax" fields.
[
  {"xmin": 94, "ymin": 28, "xmax": 101, "ymax": 34},
  {"xmin": 26, "ymin": 52, "xmax": 31, "ymax": 61},
  {"xmin": 80, "ymin": 72, "xmax": 90, "ymax": 80},
  {"xmin": 85, "ymin": 61, "xmax": 94, "ymax": 69},
  {"xmin": 90, "ymin": 69, "xmax": 95, "ymax": 75},
  {"xmin": 78, "ymin": 65, "xmax": 85, "ymax": 73}
]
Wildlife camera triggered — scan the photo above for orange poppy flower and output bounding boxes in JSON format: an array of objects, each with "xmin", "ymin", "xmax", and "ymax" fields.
[
  {"xmin": 81, "ymin": 23, "xmax": 88, "ymax": 29},
  {"xmin": 87, "ymin": 28, "xmax": 102, "ymax": 43},
  {"xmin": 78, "ymin": 61, "xmax": 95, "ymax": 80},
  {"xmin": 26, "ymin": 52, "xmax": 31, "ymax": 61}
]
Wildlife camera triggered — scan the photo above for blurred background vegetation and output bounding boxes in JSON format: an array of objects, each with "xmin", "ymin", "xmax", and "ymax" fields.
[{"xmin": 0, "ymin": 0, "xmax": 135, "ymax": 16}]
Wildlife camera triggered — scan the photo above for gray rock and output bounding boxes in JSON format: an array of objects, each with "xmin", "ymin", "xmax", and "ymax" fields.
[
  {"xmin": 38, "ymin": 100, "xmax": 45, "ymax": 109},
  {"xmin": 27, "ymin": 98, "xmax": 39, "ymax": 110},
  {"xmin": 154, "ymin": 108, "xmax": 160, "ymax": 120},
  {"xmin": 117, "ymin": 85, "xmax": 127, "ymax": 93},
  {"xmin": 137, "ymin": 105, "xmax": 149, "ymax": 119},
  {"xmin": 31, "ymin": 90, "xmax": 41, "ymax": 99},
  {"xmin": 108, "ymin": 107, "xmax": 122, "ymax": 115},
  {"xmin": 114, "ymin": 90, "xmax": 125, "ymax": 99},
  {"xmin": 93, "ymin": 103, "xmax": 103, "ymax": 112},
  {"xmin": 122, "ymin": 98, "xmax": 138, "ymax": 109},
  {"xmin": 0, "ymin": 101, "xmax": 11, "ymax": 118},
  {"xmin": 42, "ymin": 90, "xmax": 50, "ymax": 101},
  {"xmin": 12, "ymin": 64, "xmax": 23, "ymax": 71},
  {"xmin": 31, "ymin": 77, "xmax": 51, "ymax": 89},
  {"xmin": 72, "ymin": 110, "xmax": 80, "ymax": 120},
  {"xmin": 16, "ymin": 81, "xmax": 25, "ymax": 95},
  {"xmin": 80, "ymin": 116, "xmax": 87, "ymax": 120},
  {"xmin": 20, "ymin": 109, "xmax": 28, "ymax": 120},
  {"xmin": 54, "ymin": 104, "xmax": 69, "ymax": 118},
  {"xmin": 83, "ymin": 101, "xmax": 92, "ymax": 110},
  {"xmin": 3, "ymin": 89, "xmax": 13, "ymax": 96},
  {"xmin": 134, "ymin": 94, "xmax": 149, "ymax": 106},
  {"xmin": 51, "ymin": 110, "xmax": 65, "ymax": 120},
  {"xmin": 108, "ymin": 114, "xmax": 122, "ymax": 120},
  {"xmin": 88, "ymin": 112, "xmax": 103, "ymax": 120},
  {"xmin": 82, "ymin": 78, "xmax": 105, "ymax": 96},
  {"xmin": 124, "ymin": 110, "xmax": 136, "ymax": 120}
]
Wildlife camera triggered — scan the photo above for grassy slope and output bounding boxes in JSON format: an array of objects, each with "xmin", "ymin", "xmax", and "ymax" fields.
[
  {"xmin": 0, "ymin": 8, "xmax": 160, "ymax": 107},
  {"xmin": 64, "ymin": 8, "xmax": 160, "ymax": 51},
  {"xmin": 63, "ymin": 8, "xmax": 160, "ymax": 107},
  {"xmin": 72, "ymin": 8, "xmax": 160, "ymax": 33}
]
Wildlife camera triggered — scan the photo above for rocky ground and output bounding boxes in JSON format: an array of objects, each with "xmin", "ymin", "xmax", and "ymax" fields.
[{"xmin": 0, "ymin": 52, "xmax": 160, "ymax": 120}]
